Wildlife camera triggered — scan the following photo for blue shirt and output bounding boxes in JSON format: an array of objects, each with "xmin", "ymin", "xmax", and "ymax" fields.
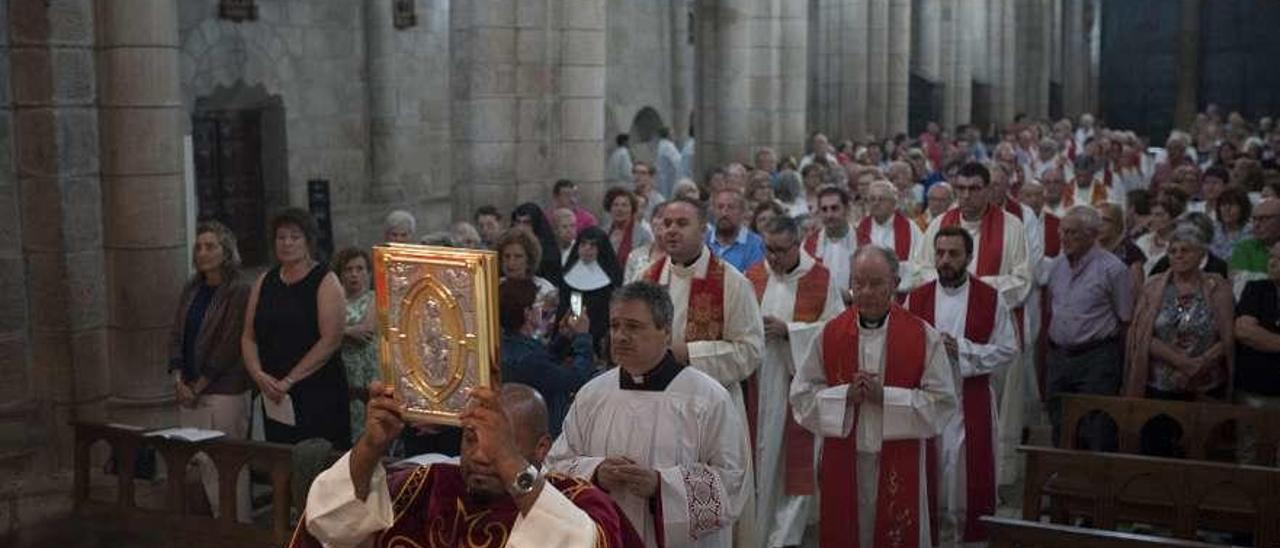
[
  {"xmin": 705, "ymin": 225, "xmax": 765, "ymax": 273},
  {"xmin": 500, "ymin": 331, "xmax": 595, "ymax": 436}
]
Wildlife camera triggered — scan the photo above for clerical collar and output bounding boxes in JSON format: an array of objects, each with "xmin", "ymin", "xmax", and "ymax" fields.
[
  {"xmin": 858, "ymin": 312, "xmax": 888, "ymax": 330},
  {"xmin": 618, "ymin": 351, "xmax": 683, "ymax": 391},
  {"xmin": 674, "ymin": 251, "xmax": 702, "ymax": 269}
]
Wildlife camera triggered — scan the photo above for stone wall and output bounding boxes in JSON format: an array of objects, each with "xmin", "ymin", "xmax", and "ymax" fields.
[{"xmin": 604, "ymin": 0, "xmax": 695, "ymax": 165}]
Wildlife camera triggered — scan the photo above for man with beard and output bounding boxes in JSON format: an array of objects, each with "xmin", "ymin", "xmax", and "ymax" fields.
[
  {"xmin": 293, "ymin": 383, "xmax": 642, "ymax": 548},
  {"xmin": 549, "ymin": 282, "xmax": 751, "ymax": 547},
  {"xmin": 803, "ymin": 186, "xmax": 859, "ymax": 299},
  {"xmin": 791, "ymin": 246, "xmax": 956, "ymax": 547},
  {"xmin": 706, "ymin": 188, "xmax": 766, "ymax": 272},
  {"xmin": 742, "ymin": 216, "xmax": 845, "ymax": 547},
  {"xmin": 906, "ymin": 228, "xmax": 1019, "ymax": 546}
]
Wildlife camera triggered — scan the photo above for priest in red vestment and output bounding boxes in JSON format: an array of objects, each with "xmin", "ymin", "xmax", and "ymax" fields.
[
  {"xmin": 907, "ymin": 227, "xmax": 1019, "ymax": 546},
  {"xmin": 792, "ymin": 246, "xmax": 957, "ymax": 548},
  {"xmin": 291, "ymin": 383, "xmax": 642, "ymax": 548},
  {"xmin": 858, "ymin": 180, "xmax": 924, "ymax": 292}
]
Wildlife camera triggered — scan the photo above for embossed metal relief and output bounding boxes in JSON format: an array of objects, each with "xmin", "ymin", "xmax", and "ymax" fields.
[{"xmin": 373, "ymin": 244, "xmax": 500, "ymax": 425}]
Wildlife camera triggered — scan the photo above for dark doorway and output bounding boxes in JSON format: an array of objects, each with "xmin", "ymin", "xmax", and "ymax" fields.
[
  {"xmin": 908, "ymin": 73, "xmax": 943, "ymax": 137},
  {"xmin": 193, "ymin": 82, "xmax": 287, "ymax": 267}
]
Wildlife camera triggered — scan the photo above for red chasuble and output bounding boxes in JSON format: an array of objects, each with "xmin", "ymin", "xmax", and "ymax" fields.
[
  {"xmin": 645, "ymin": 256, "xmax": 725, "ymax": 341},
  {"xmin": 855, "ymin": 213, "xmax": 913, "ymax": 261},
  {"xmin": 907, "ymin": 278, "xmax": 999, "ymax": 542},
  {"xmin": 286, "ymin": 463, "xmax": 643, "ymax": 548},
  {"xmin": 743, "ymin": 261, "xmax": 830, "ymax": 495},
  {"xmin": 940, "ymin": 206, "xmax": 1005, "ymax": 277},
  {"xmin": 819, "ymin": 305, "xmax": 927, "ymax": 548}
]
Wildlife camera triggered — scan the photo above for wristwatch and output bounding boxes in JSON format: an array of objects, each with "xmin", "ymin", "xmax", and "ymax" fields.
[{"xmin": 509, "ymin": 461, "xmax": 542, "ymax": 496}]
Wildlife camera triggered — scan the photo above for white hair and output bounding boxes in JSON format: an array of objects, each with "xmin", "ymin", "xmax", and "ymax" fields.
[
  {"xmin": 384, "ymin": 209, "xmax": 416, "ymax": 233},
  {"xmin": 1064, "ymin": 205, "xmax": 1102, "ymax": 233}
]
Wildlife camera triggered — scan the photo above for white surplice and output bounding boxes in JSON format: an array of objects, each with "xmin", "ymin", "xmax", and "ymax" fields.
[
  {"xmin": 547, "ymin": 367, "xmax": 750, "ymax": 548},
  {"xmin": 808, "ymin": 226, "xmax": 857, "ymax": 292},
  {"xmin": 915, "ymin": 208, "xmax": 1032, "ymax": 310},
  {"xmin": 755, "ymin": 253, "xmax": 846, "ymax": 548},
  {"xmin": 651, "ymin": 247, "xmax": 764, "ymax": 547},
  {"xmin": 304, "ymin": 452, "xmax": 598, "ymax": 548},
  {"xmin": 790, "ymin": 312, "xmax": 958, "ymax": 548},
  {"xmin": 865, "ymin": 215, "xmax": 925, "ymax": 292},
  {"xmin": 912, "ymin": 279, "xmax": 1019, "ymax": 547}
]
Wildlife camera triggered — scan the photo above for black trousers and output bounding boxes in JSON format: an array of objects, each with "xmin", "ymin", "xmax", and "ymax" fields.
[{"xmin": 1046, "ymin": 338, "xmax": 1123, "ymax": 451}]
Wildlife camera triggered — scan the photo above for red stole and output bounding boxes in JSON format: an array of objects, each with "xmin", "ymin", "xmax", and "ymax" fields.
[
  {"xmin": 614, "ymin": 220, "xmax": 636, "ymax": 267},
  {"xmin": 819, "ymin": 305, "xmax": 927, "ymax": 548},
  {"xmin": 940, "ymin": 206, "xmax": 1005, "ymax": 277},
  {"xmin": 744, "ymin": 261, "xmax": 829, "ymax": 496},
  {"xmin": 802, "ymin": 231, "xmax": 820, "ymax": 260},
  {"xmin": 856, "ymin": 213, "xmax": 913, "ymax": 261},
  {"xmin": 1063, "ymin": 181, "xmax": 1109, "ymax": 208},
  {"xmin": 907, "ymin": 279, "xmax": 999, "ymax": 542},
  {"xmin": 646, "ymin": 256, "xmax": 725, "ymax": 341},
  {"xmin": 286, "ymin": 464, "xmax": 643, "ymax": 548},
  {"xmin": 1002, "ymin": 196, "xmax": 1024, "ymax": 221}
]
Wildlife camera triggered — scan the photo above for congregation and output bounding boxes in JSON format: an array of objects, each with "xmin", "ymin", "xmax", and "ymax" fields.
[{"xmin": 168, "ymin": 107, "xmax": 1280, "ymax": 547}]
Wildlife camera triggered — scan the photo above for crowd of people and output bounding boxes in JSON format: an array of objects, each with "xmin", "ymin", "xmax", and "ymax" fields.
[{"xmin": 167, "ymin": 106, "xmax": 1280, "ymax": 547}]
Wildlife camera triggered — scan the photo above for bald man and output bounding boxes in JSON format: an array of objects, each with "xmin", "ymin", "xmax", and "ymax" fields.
[{"xmin": 295, "ymin": 383, "xmax": 642, "ymax": 548}]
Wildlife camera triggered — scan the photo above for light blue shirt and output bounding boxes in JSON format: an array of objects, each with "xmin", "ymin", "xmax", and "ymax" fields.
[{"xmin": 705, "ymin": 224, "xmax": 765, "ymax": 273}]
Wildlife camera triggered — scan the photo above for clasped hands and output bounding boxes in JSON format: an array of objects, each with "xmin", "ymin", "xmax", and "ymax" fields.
[
  {"xmin": 594, "ymin": 456, "xmax": 659, "ymax": 498},
  {"xmin": 845, "ymin": 371, "xmax": 884, "ymax": 407}
]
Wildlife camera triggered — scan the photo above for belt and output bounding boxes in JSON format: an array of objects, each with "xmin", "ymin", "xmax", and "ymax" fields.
[{"xmin": 1049, "ymin": 336, "xmax": 1119, "ymax": 358}]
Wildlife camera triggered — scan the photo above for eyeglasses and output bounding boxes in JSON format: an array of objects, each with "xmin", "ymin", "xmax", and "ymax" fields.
[
  {"xmin": 952, "ymin": 184, "xmax": 985, "ymax": 194},
  {"xmin": 765, "ymin": 245, "xmax": 795, "ymax": 256}
]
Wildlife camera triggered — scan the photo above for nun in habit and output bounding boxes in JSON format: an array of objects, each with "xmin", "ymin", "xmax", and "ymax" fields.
[{"xmin": 558, "ymin": 226, "xmax": 624, "ymax": 357}]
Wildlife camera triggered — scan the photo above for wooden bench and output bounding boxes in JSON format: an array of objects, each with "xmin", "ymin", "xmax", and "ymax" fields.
[
  {"xmin": 1059, "ymin": 394, "xmax": 1280, "ymax": 464},
  {"xmin": 1020, "ymin": 445, "xmax": 1280, "ymax": 546},
  {"xmin": 72, "ymin": 421, "xmax": 296, "ymax": 547},
  {"xmin": 983, "ymin": 516, "xmax": 1231, "ymax": 547}
]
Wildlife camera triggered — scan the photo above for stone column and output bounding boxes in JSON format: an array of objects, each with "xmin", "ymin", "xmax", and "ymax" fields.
[
  {"xmin": 887, "ymin": 0, "xmax": 911, "ymax": 135},
  {"xmin": 866, "ymin": 0, "xmax": 890, "ymax": 136},
  {"xmin": 1062, "ymin": 0, "xmax": 1087, "ymax": 117},
  {"xmin": 670, "ymin": 0, "xmax": 691, "ymax": 139},
  {"xmin": 913, "ymin": 0, "xmax": 942, "ymax": 82},
  {"xmin": 10, "ymin": 0, "xmax": 109, "ymax": 466},
  {"xmin": 451, "ymin": 0, "xmax": 606, "ymax": 216},
  {"xmin": 97, "ymin": 0, "xmax": 187, "ymax": 426},
  {"xmin": 365, "ymin": 0, "xmax": 403, "ymax": 203},
  {"xmin": 776, "ymin": 0, "xmax": 808, "ymax": 152},
  {"xmin": 0, "ymin": 0, "xmax": 37, "ymax": 471}
]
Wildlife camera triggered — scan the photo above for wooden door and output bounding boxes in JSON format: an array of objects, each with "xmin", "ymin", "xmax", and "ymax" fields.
[{"xmin": 193, "ymin": 109, "xmax": 267, "ymax": 266}]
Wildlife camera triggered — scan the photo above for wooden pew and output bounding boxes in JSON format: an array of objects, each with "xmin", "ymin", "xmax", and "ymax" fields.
[
  {"xmin": 983, "ymin": 516, "xmax": 1231, "ymax": 547},
  {"xmin": 1059, "ymin": 394, "xmax": 1280, "ymax": 464},
  {"xmin": 1020, "ymin": 445, "xmax": 1280, "ymax": 546},
  {"xmin": 72, "ymin": 421, "xmax": 296, "ymax": 548}
]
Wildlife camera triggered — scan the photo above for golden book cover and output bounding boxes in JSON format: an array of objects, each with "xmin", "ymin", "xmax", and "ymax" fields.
[{"xmin": 372, "ymin": 244, "xmax": 500, "ymax": 425}]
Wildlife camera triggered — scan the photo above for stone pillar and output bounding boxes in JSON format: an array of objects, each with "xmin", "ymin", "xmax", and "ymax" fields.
[
  {"xmin": 97, "ymin": 0, "xmax": 187, "ymax": 426},
  {"xmin": 1062, "ymin": 0, "xmax": 1088, "ymax": 117},
  {"xmin": 776, "ymin": 0, "xmax": 808, "ymax": 152},
  {"xmin": 866, "ymin": 0, "xmax": 890, "ymax": 136},
  {"xmin": 846, "ymin": 0, "xmax": 870, "ymax": 139},
  {"xmin": 0, "ymin": 0, "xmax": 37, "ymax": 471},
  {"xmin": 451, "ymin": 0, "xmax": 607, "ymax": 216},
  {"xmin": 670, "ymin": 0, "xmax": 691, "ymax": 139},
  {"xmin": 1173, "ymin": 0, "xmax": 1199, "ymax": 129},
  {"xmin": 365, "ymin": 0, "xmax": 403, "ymax": 203},
  {"xmin": 913, "ymin": 0, "xmax": 942, "ymax": 81},
  {"xmin": 10, "ymin": 0, "xmax": 108, "ymax": 467},
  {"xmin": 887, "ymin": 0, "xmax": 911, "ymax": 135}
]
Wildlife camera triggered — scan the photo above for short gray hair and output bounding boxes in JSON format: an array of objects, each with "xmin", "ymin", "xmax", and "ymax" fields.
[
  {"xmin": 612, "ymin": 281, "xmax": 674, "ymax": 330},
  {"xmin": 384, "ymin": 209, "xmax": 416, "ymax": 233},
  {"xmin": 1168, "ymin": 222, "xmax": 1209, "ymax": 250},
  {"xmin": 1064, "ymin": 205, "xmax": 1102, "ymax": 233},
  {"xmin": 854, "ymin": 245, "xmax": 899, "ymax": 281}
]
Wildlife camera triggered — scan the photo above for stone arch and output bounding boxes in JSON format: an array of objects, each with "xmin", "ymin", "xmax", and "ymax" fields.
[{"xmin": 629, "ymin": 107, "xmax": 667, "ymax": 143}]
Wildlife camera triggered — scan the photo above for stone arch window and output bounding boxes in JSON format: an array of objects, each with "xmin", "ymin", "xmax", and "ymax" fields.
[{"xmin": 629, "ymin": 107, "xmax": 667, "ymax": 143}]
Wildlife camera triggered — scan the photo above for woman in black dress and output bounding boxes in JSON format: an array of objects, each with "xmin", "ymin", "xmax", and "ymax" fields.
[{"xmin": 241, "ymin": 208, "xmax": 351, "ymax": 449}]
